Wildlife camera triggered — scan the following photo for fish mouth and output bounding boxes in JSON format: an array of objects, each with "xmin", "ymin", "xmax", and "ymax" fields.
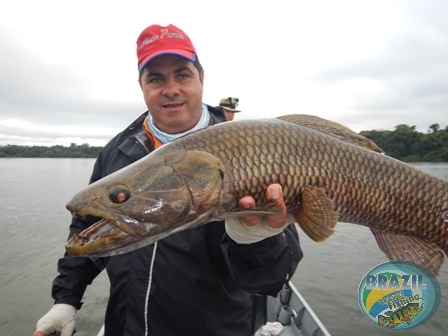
[
  {"xmin": 65, "ymin": 202, "xmax": 185, "ymax": 257},
  {"xmin": 65, "ymin": 213, "xmax": 144, "ymax": 257},
  {"xmin": 64, "ymin": 194, "xmax": 197, "ymax": 257},
  {"xmin": 65, "ymin": 207, "xmax": 210, "ymax": 257},
  {"xmin": 65, "ymin": 195, "xmax": 158, "ymax": 257}
]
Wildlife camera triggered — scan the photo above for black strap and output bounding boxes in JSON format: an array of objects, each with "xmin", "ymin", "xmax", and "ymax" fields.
[{"xmin": 250, "ymin": 294, "xmax": 267, "ymax": 333}]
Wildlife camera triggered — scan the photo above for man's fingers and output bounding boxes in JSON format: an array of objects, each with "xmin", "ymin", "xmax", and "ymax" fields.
[
  {"xmin": 266, "ymin": 183, "xmax": 281, "ymax": 200},
  {"xmin": 265, "ymin": 184, "xmax": 287, "ymax": 229},
  {"xmin": 239, "ymin": 183, "xmax": 287, "ymax": 228},
  {"xmin": 227, "ymin": 184, "xmax": 288, "ymax": 244},
  {"xmin": 239, "ymin": 196, "xmax": 259, "ymax": 226}
]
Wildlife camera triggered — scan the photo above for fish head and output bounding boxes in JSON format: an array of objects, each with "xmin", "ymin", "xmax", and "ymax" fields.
[{"xmin": 65, "ymin": 149, "xmax": 225, "ymax": 257}]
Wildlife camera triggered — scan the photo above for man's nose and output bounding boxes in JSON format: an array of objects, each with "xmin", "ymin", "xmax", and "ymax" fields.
[{"xmin": 162, "ymin": 77, "xmax": 180, "ymax": 96}]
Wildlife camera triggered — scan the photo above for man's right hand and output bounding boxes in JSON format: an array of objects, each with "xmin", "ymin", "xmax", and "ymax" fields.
[{"xmin": 33, "ymin": 304, "xmax": 77, "ymax": 336}]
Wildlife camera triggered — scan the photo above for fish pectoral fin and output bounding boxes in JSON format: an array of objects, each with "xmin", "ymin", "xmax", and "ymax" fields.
[
  {"xmin": 291, "ymin": 186, "xmax": 338, "ymax": 242},
  {"xmin": 370, "ymin": 229, "xmax": 445, "ymax": 276}
]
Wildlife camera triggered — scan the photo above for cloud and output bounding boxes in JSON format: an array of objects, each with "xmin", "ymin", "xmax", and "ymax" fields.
[
  {"xmin": 0, "ymin": 27, "xmax": 145, "ymax": 146},
  {"xmin": 1, "ymin": 1, "xmax": 448, "ymax": 147},
  {"xmin": 304, "ymin": 9, "xmax": 448, "ymax": 133}
]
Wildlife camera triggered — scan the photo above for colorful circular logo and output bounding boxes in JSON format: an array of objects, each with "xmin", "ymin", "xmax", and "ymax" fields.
[{"xmin": 358, "ymin": 261, "xmax": 441, "ymax": 330}]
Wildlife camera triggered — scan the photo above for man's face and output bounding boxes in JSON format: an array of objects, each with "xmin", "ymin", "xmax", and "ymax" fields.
[
  {"xmin": 139, "ymin": 55, "xmax": 204, "ymax": 133},
  {"xmin": 223, "ymin": 109, "xmax": 235, "ymax": 121}
]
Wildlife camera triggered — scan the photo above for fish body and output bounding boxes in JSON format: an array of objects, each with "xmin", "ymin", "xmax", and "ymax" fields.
[{"xmin": 65, "ymin": 115, "xmax": 448, "ymax": 274}]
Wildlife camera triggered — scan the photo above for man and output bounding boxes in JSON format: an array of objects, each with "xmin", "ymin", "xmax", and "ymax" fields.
[
  {"xmin": 216, "ymin": 97, "xmax": 241, "ymax": 121},
  {"xmin": 34, "ymin": 24, "xmax": 302, "ymax": 336}
]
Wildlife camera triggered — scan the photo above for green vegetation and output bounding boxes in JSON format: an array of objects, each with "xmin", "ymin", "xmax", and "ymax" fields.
[
  {"xmin": 0, "ymin": 122, "xmax": 447, "ymax": 162},
  {"xmin": 0, "ymin": 143, "xmax": 102, "ymax": 158},
  {"xmin": 360, "ymin": 123, "xmax": 448, "ymax": 162}
]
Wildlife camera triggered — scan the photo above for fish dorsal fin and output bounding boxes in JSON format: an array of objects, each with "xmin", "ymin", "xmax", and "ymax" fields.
[
  {"xmin": 370, "ymin": 228, "xmax": 445, "ymax": 276},
  {"xmin": 291, "ymin": 185, "xmax": 338, "ymax": 242},
  {"xmin": 277, "ymin": 114, "xmax": 384, "ymax": 153}
]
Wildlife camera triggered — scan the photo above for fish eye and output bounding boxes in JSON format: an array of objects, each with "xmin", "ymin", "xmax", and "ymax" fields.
[{"xmin": 109, "ymin": 185, "xmax": 131, "ymax": 203}]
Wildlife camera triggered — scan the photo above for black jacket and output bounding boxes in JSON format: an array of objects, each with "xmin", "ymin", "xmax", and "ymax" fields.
[{"xmin": 52, "ymin": 106, "xmax": 303, "ymax": 336}]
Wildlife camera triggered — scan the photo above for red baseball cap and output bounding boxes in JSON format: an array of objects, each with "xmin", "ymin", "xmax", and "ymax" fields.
[{"xmin": 136, "ymin": 24, "xmax": 197, "ymax": 71}]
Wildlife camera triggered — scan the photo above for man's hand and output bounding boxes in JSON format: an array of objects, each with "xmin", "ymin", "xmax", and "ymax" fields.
[
  {"xmin": 225, "ymin": 183, "xmax": 289, "ymax": 244},
  {"xmin": 239, "ymin": 183, "xmax": 287, "ymax": 228},
  {"xmin": 33, "ymin": 304, "xmax": 76, "ymax": 336}
]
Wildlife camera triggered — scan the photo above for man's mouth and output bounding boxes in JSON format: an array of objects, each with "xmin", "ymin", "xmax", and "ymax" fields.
[{"xmin": 163, "ymin": 102, "xmax": 183, "ymax": 108}]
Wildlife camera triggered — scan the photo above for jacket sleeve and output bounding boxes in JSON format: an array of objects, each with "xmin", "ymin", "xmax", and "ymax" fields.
[{"xmin": 221, "ymin": 223, "xmax": 303, "ymax": 296}]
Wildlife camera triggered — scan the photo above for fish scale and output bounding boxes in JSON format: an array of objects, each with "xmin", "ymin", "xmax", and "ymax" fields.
[{"xmin": 65, "ymin": 115, "xmax": 448, "ymax": 275}]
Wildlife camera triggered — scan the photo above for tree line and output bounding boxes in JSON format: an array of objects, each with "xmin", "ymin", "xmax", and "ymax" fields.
[
  {"xmin": 0, "ymin": 143, "xmax": 102, "ymax": 158},
  {"xmin": 360, "ymin": 123, "xmax": 448, "ymax": 162},
  {"xmin": 0, "ymin": 123, "xmax": 447, "ymax": 161}
]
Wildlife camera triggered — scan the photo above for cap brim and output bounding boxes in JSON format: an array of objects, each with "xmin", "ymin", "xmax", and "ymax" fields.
[{"xmin": 139, "ymin": 50, "xmax": 196, "ymax": 71}]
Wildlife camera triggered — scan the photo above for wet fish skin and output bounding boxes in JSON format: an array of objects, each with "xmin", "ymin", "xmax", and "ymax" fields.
[{"xmin": 65, "ymin": 115, "xmax": 448, "ymax": 275}]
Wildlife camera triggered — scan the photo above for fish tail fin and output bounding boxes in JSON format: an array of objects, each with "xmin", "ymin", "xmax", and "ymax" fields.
[
  {"xmin": 371, "ymin": 229, "xmax": 445, "ymax": 276},
  {"xmin": 291, "ymin": 186, "xmax": 338, "ymax": 242}
]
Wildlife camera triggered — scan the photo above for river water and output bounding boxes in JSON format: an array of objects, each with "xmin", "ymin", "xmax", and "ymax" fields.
[{"xmin": 0, "ymin": 159, "xmax": 447, "ymax": 335}]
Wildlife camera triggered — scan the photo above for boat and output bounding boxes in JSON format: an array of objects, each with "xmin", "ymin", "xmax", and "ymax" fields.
[
  {"xmin": 254, "ymin": 281, "xmax": 331, "ymax": 336},
  {"xmin": 96, "ymin": 281, "xmax": 330, "ymax": 336}
]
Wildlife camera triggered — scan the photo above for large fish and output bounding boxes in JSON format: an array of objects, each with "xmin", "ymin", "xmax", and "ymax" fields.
[{"xmin": 65, "ymin": 115, "xmax": 448, "ymax": 275}]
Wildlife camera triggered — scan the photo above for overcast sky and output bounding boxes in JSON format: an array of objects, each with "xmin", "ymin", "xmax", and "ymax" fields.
[{"xmin": 1, "ymin": 0, "xmax": 447, "ymax": 146}]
